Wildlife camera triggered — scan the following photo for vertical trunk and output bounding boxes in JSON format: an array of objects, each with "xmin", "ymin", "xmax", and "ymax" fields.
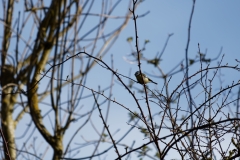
[
  {"xmin": 1, "ymin": 0, "xmax": 15, "ymax": 158},
  {"xmin": 1, "ymin": 86, "xmax": 17, "ymax": 160},
  {"xmin": 52, "ymin": 135, "xmax": 63, "ymax": 160}
]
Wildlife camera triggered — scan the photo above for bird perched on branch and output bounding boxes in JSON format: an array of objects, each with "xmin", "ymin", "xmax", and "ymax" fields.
[{"xmin": 135, "ymin": 71, "xmax": 157, "ymax": 85}]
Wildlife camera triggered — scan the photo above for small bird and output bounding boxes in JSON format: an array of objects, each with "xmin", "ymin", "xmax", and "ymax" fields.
[{"xmin": 135, "ymin": 71, "xmax": 157, "ymax": 85}]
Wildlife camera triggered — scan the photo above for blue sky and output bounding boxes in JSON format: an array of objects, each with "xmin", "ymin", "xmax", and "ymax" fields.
[
  {"xmin": 5, "ymin": 0, "xmax": 240, "ymax": 159},
  {"xmin": 78, "ymin": 1, "xmax": 240, "ymax": 159}
]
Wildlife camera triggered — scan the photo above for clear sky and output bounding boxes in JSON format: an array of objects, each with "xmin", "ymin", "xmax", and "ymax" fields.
[
  {"xmin": 76, "ymin": 1, "xmax": 240, "ymax": 159},
  {"xmin": 5, "ymin": 0, "xmax": 240, "ymax": 159}
]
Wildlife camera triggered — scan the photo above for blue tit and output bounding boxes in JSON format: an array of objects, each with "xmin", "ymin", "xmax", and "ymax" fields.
[{"xmin": 135, "ymin": 71, "xmax": 157, "ymax": 85}]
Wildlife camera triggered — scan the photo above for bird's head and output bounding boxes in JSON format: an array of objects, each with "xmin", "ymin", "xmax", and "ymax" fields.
[{"xmin": 135, "ymin": 71, "xmax": 140, "ymax": 76}]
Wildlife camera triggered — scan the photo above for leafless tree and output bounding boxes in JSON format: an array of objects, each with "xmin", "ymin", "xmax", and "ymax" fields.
[
  {"xmin": 1, "ymin": 0, "xmax": 240, "ymax": 160},
  {"xmin": 0, "ymin": 0, "xmax": 138, "ymax": 159}
]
